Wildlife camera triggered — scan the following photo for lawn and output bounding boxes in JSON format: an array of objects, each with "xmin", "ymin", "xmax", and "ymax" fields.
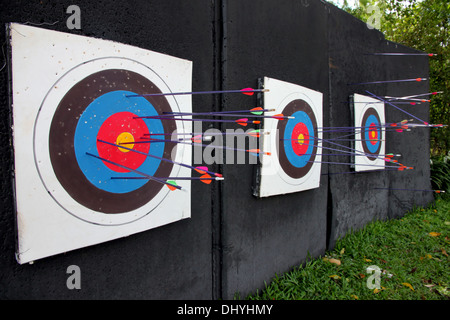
[{"xmin": 246, "ymin": 195, "xmax": 450, "ymax": 300}]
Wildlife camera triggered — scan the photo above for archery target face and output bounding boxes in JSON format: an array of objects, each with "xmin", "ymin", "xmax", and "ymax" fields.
[
  {"xmin": 352, "ymin": 94, "xmax": 385, "ymax": 171},
  {"xmin": 257, "ymin": 77, "xmax": 323, "ymax": 197},
  {"xmin": 9, "ymin": 23, "xmax": 192, "ymax": 264}
]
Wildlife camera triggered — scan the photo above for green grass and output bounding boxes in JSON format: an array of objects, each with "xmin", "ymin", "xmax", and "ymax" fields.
[{"xmin": 246, "ymin": 196, "xmax": 450, "ymax": 300}]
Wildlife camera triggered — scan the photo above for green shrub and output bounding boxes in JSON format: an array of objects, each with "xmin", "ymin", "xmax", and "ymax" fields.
[{"xmin": 430, "ymin": 155, "xmax": 450, "ymax": 193}]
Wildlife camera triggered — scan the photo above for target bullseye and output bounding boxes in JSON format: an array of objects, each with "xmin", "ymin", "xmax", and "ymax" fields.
[{"xmin": 116, "ymin": 132, "xmax": 135, "ymax": 153}]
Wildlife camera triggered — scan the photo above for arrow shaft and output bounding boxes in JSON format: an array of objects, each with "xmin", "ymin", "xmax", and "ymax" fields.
[
  {"xmin": 159, "ymin": 112, "xmax": 290, "ymax": 119},
  {"xmin": 309, "ymin": 160, "xmax": 402, "ymax": 169},
  {"xmin": 365, "ymin": 91, "xmax": 427, "ymax": 124},
  {"xmin": 164, "ymin": 108, "xmax": 273, "ymax": 115},
  {"xmin": 373, "ymin": 188, "xmax": 443, "ymax": 192},
  {"xmin": 137, "ymin": 116, "xmax": 258, "ymax": 124},
  {"xmin": 112, "ymin": 137, "xmax": 261, "ymax": 153},
  {"xmin": 126, "ymin": 88, "xmax": 267, "ymax": 98},
  {"xmin": 97, "ymin": 139, "xmax": 220, "ymax": 177},
  {"xmin": 365, "ymin": 53, "xmax": 435, "ymax": 56},
  {"xmin": 85, "ymin": 152, "xmax": 181, "ymax": 189},
  {"xmin": 348, "ymin": 78, "xmax": 426, "ymax": 85},
  {"xmin": 111, "ymin": 176, "xmax": 222, "ymax": 181}
]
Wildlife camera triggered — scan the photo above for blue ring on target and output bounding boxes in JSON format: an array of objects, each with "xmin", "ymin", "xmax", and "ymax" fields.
[
  {"xmin": 283, "ymin": 110, "xmax": 315, "ymax": 168},
  {"xmin": 74, "ymin": 90, "xmax": 164, "ymax": 194},
  {"xmin": 364, "ymin": 114, "xmax": 381, "ymax": 154}
]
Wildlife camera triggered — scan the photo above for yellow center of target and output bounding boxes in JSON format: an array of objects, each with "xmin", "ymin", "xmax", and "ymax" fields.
[
  {"xmin": 298, "ymin": 133, "xmax": 305, "ymax": 145},
  {"xmin": 116, "ymin": 132, "xmax": 135, "ymax": 153}
]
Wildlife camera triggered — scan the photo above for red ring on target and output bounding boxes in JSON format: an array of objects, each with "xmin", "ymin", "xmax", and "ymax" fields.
[
  {"xmin": 96, "ymin": 111, "xmax": 150, "ymax": 173},
  {"xmin": 368, "ymin": 123, "xmax": 378, "ymax": 146},
  {"xmin": 291, "ymin": 122, "xmax": 310, "ymax": 156}
]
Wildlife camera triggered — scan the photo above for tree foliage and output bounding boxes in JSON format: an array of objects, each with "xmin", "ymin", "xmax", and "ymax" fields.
[{"xmin": 331, "ymin": 0, "xmax": 450, "ymax": 155}]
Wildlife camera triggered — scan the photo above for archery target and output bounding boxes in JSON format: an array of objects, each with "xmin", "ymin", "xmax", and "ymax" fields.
[
  {"xmin": 351, "ymin": 93, "xmax": 385, "ymax": 171},
  {"xmin": 257, "ymin": 77, "xmax": 323, "ymax": 197},
  {"xmin": 10, "ymin": 23, "xmax": 192, "ymax": 264}
]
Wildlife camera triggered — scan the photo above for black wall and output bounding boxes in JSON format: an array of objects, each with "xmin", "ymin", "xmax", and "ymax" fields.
[{"xmin": 0, "ymin": 0, "xmax": 433, "ymax": 299}]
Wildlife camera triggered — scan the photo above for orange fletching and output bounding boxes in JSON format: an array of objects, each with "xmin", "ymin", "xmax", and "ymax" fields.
[
  {"xmin": 200, "ymin": 174, "xmax": 212, "ymax": 184},
  {"xmin": 167, "ymin": 184, "xmax": 178, "ymax": 191},
  {"xmin": 273, "ymin": 114, "xmax": 284, "ymax": 120}
]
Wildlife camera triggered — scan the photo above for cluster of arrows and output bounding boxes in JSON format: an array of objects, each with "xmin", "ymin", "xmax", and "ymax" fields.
[
  {"xmin": 86, "ymin": 52, "xmax": 446, "ymax": 194},
  {"xmin": 86, "ymin": 88, "xmax": 272, "ymax": 191}
]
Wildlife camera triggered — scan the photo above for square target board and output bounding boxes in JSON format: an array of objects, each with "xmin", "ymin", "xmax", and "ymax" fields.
[
  {"xmin": 255, "ymin": 77, "xmax": 323, "ymax": 197},
  {"xmin": 8, "ymin": 23, "xmax": 193, "ymax": 264},
  {"xmin": 350, "ymin": 93, "xmax": 385, "ymax": 172}
]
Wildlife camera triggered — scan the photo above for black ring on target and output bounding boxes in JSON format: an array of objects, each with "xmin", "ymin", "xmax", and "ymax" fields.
[
  {"xmin": 360, "ymin": 107, "xmax": 382, "ymax": 161},
  {"xmin": 49, "ymin": 69, "xmax": 176, "ymax": 213},
  {"xmin": 277, "ymin": 99, "xmax": 318, "ymax": 179}
]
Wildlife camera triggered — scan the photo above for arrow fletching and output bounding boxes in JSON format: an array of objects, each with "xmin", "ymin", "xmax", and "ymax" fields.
[
  {"xmin": 200, "ymin": 174, "xmax": 212, "ymax": 184},
  {"xmin": 250, "ymin": 107, "xmax": 264, "ymax": 115},
  {"xmin": 236, "ymin": 118, "xmax": 249, "ymax": 126},
  {"xmin": 241, "ymin": 88, "xmax": 255, "ymax": 96},
  {"xmin": 167, "ymin": 181, "xmax": 179, "ymax": 191},
  {"xmin": 195, "ymin": 166, "xmax": 208, "ymax": 174},
  {"xmin": 248, "ymin": 129, "xmax": 261, "ymax": 138}
]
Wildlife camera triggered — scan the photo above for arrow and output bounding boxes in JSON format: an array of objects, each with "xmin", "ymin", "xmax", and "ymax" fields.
[
  {"xmin": 383, "ymin": 91, "xmax": 443, "ymax": 100},
  {"xmin": 136, "ymin": 115, "xmax": 261, "ymax": 127},
  {"xmin": 159, "ymin": 112, "xmax": 292, "ymax": 120},
  {"xmin": 348, "ymin": 78, "xmax": 427, "ymax": 86},
  {"xmin": 373, "ymin": 188, "xmax": 445, "ymax": 193},
  {"xmin": 85, "ymin": 152, "xmax": 181, "ymax": 190},
  {"xmin": 350, "ymin": 101, "xmax": 420, "ymax": 105},
  {"xmin": 126, "ymin": 88, "xmax": 269, "ymax": 98},
  {"xmin": 143, "ymin": 129, "xmax": 268, "ymax": 139},
  {"xmin": 164, "ymin": 107, "xmax": 274, "ymax": 116},
  {"xmin": 322, "ymin": 167, "xmax": 411, "ymax": 176},
  {"xmin": 309, "ymin": 160, "xmax": 412, "ymax": 170},
  {"xmin": 111, "ymin": 174, "xmax": 225, "ymax": 185},
  {"xmin": 364, "ymin": 53, "xmax": 437, "ymax": 56}
]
